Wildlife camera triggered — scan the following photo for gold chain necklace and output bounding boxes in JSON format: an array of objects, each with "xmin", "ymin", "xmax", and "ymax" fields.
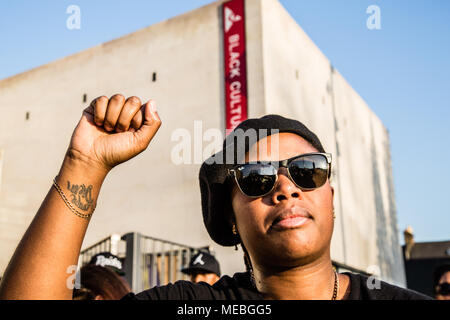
[{"xmin": 250, "ymin": 269, "xmax": 340, "ymax": 300}]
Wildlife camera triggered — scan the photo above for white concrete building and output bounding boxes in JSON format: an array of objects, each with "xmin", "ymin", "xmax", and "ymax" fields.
[{"xmin": 0, "ymin": 0, "xmax": 405, "ymax": 286}]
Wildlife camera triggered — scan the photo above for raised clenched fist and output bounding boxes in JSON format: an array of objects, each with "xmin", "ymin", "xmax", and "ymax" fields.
[{"xmin": 66, "ymin": 94, "xmax": 162, "ymax": 173}]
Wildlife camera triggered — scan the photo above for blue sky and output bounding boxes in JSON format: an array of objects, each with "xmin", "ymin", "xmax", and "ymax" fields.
[{"xmin": 0, "ymin": 1, "xmax": 449, "ymax": 243}]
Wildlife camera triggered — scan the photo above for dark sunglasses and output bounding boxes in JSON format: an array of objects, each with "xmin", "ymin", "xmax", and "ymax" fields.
[
  {"xmin": 228, "ymin": 153, "xmax": 332, "ymax": 198},
  {"xmin": 436, "ymin": 283, "xmax": 450, "ymax": 295}
]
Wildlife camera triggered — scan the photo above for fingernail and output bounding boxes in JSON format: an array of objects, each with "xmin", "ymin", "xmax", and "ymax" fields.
[{"xmin": 150, "ymin": 100, "xmax": 157, "ymax": 113}]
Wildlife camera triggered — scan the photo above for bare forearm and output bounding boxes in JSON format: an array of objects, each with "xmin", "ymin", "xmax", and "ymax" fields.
[
  {"xmin": 0, "ymin": 153, "xmax": 108, "ymax": 300},
  {"xmin": 0, "ymin": 94, "xmax": 161, "ymax": 300}
]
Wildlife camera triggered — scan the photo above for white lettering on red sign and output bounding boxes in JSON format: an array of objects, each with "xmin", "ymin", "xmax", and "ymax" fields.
[{"xmin": 223, "ymin": 0, "xmax": 247, "ymax": 135}]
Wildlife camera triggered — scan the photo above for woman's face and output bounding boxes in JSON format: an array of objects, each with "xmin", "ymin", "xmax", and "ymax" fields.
[
  {"xmin": 231, "ymin": 132, "xmax": 335, "ymax": 269},
  {"xmin": 436, "ymin": 271, "xmax": 450, "ymax": 300}
]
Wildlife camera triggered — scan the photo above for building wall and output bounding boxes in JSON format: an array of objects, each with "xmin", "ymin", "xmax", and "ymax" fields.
[{"xmin": 0, "ymin": 0, "xmax": 405, "ymax": 285}]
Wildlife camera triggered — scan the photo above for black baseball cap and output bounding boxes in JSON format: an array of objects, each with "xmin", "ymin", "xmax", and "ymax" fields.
[
  {"xmin": 199, "ymin": 114, "xmax": 326, "ymax": 246},
  {"xmin": 181, "ymin": 252, "xmax": 221, "ymax": 277},
  {"xmin": 88, "ymin": 252, "xmax": 125, "ymax": 276}
]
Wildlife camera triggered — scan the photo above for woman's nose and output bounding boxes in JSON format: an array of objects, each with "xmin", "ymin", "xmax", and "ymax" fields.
[{"xmin": 270, "ymin": 169, "xmax": 302, "ymax": 203}]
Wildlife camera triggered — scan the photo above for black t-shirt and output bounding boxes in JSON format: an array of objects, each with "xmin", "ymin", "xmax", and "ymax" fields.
[{"xmin": 121, "ymin": 272, "xmax": 432, "ymax": 300}]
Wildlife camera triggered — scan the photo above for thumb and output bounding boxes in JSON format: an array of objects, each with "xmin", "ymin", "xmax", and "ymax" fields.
[{"xmin": 134, "ymin": 100, "xmax": 162, "ymax": 147}]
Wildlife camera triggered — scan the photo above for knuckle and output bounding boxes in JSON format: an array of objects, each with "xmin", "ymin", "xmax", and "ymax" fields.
[
  {"xmin": 110, "ymin": 94, "xmax": 125, "ymax": 103},
  {"xmin": 127, "ymin": 96, "xmax": 141, "ymax": 106},
  {"xmin": 94, "ymin": 96, "xmax": 108, "ymax": 108}
]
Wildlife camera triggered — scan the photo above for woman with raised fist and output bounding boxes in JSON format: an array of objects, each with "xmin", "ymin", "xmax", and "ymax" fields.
[{"xmin": 0, "ymin": 95, "xmax": 429, "ymax": 300}]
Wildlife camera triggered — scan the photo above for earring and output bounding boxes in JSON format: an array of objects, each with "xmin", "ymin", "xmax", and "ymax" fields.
[{"xmin": 232, "ymin": 224, "xmax": 238, "ymax": 250}]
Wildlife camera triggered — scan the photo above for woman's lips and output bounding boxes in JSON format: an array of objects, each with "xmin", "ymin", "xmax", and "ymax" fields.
[
  {"xmin": 270, "ymin": 205, "xmax": 313, "ymax": 231},
  {"xmin": 271, "ymin": 215, "xmax": 311, "ymax": 230}
]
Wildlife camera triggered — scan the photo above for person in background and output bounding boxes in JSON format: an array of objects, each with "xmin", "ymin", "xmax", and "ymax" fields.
[
  {"xmin": 88, "ymin": 252, "xmax": 126, "ymax": 277},
  {"xmin": 181, "ymin": 251, "xmax": 221, "ymax": 285},
  {"xmin": 433, "ymin": 264, "xmax": 450, "ymax": 300},
  {"xmin": 73, "ymin": 264, "xmax": 131, "ymax": 300}
]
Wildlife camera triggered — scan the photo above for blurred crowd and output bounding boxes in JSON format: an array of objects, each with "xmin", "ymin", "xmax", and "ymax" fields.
[{"xmin": 73, "ymin": 250, "xmax": 221, "ymax": 300}]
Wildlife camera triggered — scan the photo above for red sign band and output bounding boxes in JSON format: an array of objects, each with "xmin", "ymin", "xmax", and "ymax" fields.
[{"xmin": 223, "ymin": 0, "xmax": 248, "ymax": 135}]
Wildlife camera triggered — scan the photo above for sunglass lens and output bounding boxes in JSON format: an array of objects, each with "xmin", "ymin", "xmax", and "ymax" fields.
[
  {"xmin": 289, "ymin": 154, "xmax": 329, "ymax": 189},
  {"xmin": 236, "ymin": 163, "xmax": 277, "ymax": 197},
  {"xmin": 438, "ymin": 283, "xmax": 450, "ymax": 295}
]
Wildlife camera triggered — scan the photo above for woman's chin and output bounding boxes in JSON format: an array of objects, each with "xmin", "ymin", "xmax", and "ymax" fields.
[
  {"xmin": 259, "ymin": 241, "xmax": 318, "ymax": 264},
  {"xmin": 271, "ymin": 227, "xmax": 318, "ymax": 247}
]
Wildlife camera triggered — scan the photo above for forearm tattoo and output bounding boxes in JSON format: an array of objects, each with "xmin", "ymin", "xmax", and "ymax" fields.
[{"xmin": 66, "ymin": 181, "xmax": 94, "ymax": 212}]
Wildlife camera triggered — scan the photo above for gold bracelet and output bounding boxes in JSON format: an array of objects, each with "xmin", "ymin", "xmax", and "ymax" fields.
[{"xmin": 52, "ymin": 177, "xmax": 95, "ymax": 220}]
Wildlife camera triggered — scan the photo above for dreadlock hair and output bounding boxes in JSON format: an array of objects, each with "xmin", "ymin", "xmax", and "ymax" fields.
[
  {"xmin": 226, "ymin": 175, "xmax": 257, "ymax": 287},
  {"xmin": 240, "ymin": 241, "xmax": 256, "ymax": 288}
]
